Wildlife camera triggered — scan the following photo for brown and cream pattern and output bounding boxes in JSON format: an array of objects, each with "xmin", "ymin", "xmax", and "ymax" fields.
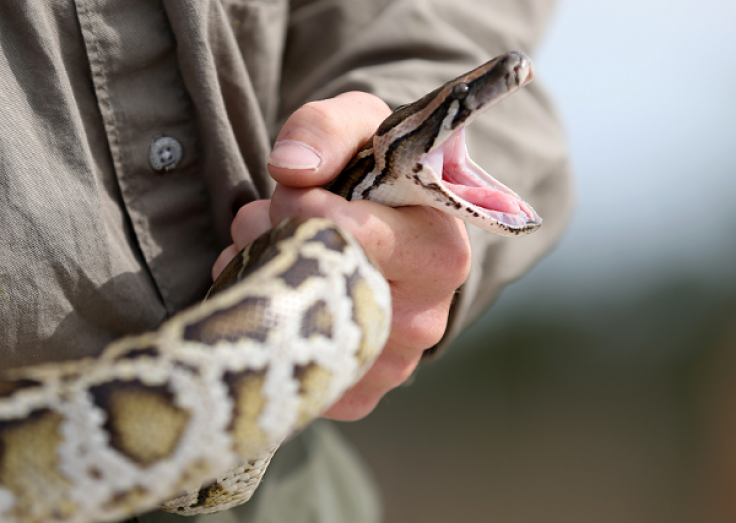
[{"xmin": 0, "ymin": 52, "xmax": 540, "ymax": 523}]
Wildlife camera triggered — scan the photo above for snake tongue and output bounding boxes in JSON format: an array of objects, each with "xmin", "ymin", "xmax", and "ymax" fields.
[
  {"xmin": 430, "ymin": 128, "xmax": 540, "ymax": 223},
  {"xmin": 442, "ymin": 182, "xmax": 521, "ymax": 214}
]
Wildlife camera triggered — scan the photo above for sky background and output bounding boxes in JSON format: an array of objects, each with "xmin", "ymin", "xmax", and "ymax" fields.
[{"xmin": 493, "ymin": 0, "xmax": 736, "ymax": 310}]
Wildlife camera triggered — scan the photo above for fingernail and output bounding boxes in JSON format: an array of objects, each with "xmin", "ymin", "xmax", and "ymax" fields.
[{"xmin": 268, "ymin": 140, "xmax": 322, "ymax": 170}]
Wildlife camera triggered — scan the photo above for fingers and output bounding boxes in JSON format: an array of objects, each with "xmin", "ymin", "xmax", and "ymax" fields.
[
  {"xmin": 270, "ymin": 184, "xmax": 471, "ymax": 299},
  {"xmin": 215, "ymin": 90, "xmax": 390, "ymax": 284},
  {"xmin": 230, "ymin": 199, "xmax": 272, "ymax": 250},
  {"xmin": 212, "ymin": 244, "xmax": 240, "ymax": 282},
  {"xmin": 212, "ymin": 199, "xmax": 272, "ymax": 281},
  {"xmin": 321, "ymin": 242, "xmax": 465, "ymax": 422},
  {"xmin": 219, "ymin": 92, "xmax": 472, "ymax": 422},
  {"xmin": 269, "ymin": 184, "xmax": 471, "ymax": 422},
  {"xmin": 322, "ymin": 350, "xmax": 423, "ymax": 420},
  {"xmin": 267, "ymin": 92, "xmax": 391, "ymax": 187}
]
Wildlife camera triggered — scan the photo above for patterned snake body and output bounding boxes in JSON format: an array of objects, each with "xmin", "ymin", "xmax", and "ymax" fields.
[{"xmin": 0, "ymin": 52, "xmax": 538, "ymax": 523}]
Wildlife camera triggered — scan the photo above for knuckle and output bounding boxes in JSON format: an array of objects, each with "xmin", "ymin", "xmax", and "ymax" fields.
[
  {"xmin": 390, "ymin": 357, "xmax": 420, "ymax": 386},
  {"xmin": 212, "ymin": 245, "xmax": 237, "ymax": 281},
  {"xmin": 373, "ymin": 351, "xmax": 420, "ymax": 391},
  {"xmin": 392, "ymin": 310, "xmax": 448, "ymax": 354},
  {"xmin": 326, "ymin": 393, "xmax": 380, "ymax": 422},
  {"xmin": 419, "ymin": 242, "xmax": 471, "ymax": 292},
  {"xmin": 408, "ymin": 211, "xmax": 472, "ymax": 290},
  {"xmin": 298, "ymin": 100, "xmax": 346, "ymax": 137},
  {"xmin": 445, "ymin": 243, "xmax": 472, "ymax": 287},
  {"xmin": 413, "ymin": 322, "xmax": 446, "ymax": 351},
  {"xmin": 232, "ymin": 203, "xmax": 251, "ymax": 231},
  {"xmin": 437, "ymin": 225, "xmax": 472, "ymax": 288},
  {"xmin": 336, "ymin": 91, "xmax": 391, "ymax": 117},
  {"xmin": 231, "ymin": 200, "xmax": 270, "ymax": 248}
]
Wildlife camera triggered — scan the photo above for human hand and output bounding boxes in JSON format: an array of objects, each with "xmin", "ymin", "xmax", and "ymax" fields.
[{"xmin": 213, "ymin": 92, "xmax": 472, "ymax": 421}]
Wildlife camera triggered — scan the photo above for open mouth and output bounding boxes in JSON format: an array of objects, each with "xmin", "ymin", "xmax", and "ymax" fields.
[{"xmin": 422, "ymin": 128, "xmax": 541, "ymax": 229}]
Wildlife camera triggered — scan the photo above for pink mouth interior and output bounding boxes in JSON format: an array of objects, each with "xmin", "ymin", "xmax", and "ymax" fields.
[
  {"xmin": 423, "ymin": 129, "xmax": 538, "ymax": 222},
  {"xmin": 445, "ymin": 179, "xmax": 522, "ymax": 215}
]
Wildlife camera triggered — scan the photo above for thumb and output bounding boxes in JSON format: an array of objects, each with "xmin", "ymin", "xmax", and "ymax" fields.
[{"xmin": 267, "ymin": 92, "xmax": 391, "ymax": 188}]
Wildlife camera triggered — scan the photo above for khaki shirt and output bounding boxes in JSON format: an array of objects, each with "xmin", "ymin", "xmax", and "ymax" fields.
[{"xmin": 0, "ymin": 0, "xmax": 572, "ymax": 520}]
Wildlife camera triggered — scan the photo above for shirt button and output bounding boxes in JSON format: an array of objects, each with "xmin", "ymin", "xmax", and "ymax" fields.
[{"xmin": 149, "ymin": 136, "xmax": 183, "ymax": 172}]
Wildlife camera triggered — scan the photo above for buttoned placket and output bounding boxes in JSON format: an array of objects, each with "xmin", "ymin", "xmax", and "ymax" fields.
[{"xmin": 74, "ymin": 0, "xmax": 216, "ymax": 314}]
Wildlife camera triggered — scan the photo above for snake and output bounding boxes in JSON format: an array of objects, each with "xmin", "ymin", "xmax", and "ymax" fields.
[{"xmin": 0, "ymin": 51, "xmax": 540, "ymax": 523}]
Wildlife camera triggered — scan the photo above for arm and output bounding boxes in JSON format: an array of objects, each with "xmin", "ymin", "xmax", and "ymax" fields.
[{"xmin": 216, "ymin": 0, "xmax": 573, "ymax": 418}]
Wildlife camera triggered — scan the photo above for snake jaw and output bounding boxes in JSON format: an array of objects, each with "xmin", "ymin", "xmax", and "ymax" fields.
[
  {"xmin": 422, "ymin": 127, "xmax": 542, "ymax": 234},
  {"xmin": 343, "ymin": 50, "xmax": 540, "ymax": 238},
  {"xmin": 460, "ymin": 51, "xmax": 535, "ymax": 127},
  {"xmin": 411, "ymin": 51, "xmax": 541, "ymax": 235}
]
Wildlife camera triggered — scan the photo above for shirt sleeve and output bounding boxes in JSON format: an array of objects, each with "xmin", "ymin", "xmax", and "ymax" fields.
[{"xmin": 277, "ymin": 0, "xmax": 575, "ymax": 358}]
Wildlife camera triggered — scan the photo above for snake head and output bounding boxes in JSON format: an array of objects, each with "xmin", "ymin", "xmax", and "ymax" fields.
[
  {"xmin": 365, "ymin": 51, "xmax": 542, "ymax": 236},
  {"xmin": 440, "ymin": 50, "xmax": 535, "ymax": 131}
]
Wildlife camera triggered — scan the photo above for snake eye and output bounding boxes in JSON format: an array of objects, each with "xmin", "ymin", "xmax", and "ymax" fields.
[{"xmin": 452, "ymin": 82, "xmax": 470, "ymax": 99}]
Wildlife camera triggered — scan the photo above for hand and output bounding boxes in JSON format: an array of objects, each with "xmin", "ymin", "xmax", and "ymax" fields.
[{"xmin": 213, "ymin": 92, "xmax": 472, "ymax": 421}]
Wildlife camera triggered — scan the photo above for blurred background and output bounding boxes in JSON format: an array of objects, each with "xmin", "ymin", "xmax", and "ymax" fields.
[{"xmin": 338, "ymin": 1, "xmax": 736, "ymax": 522}]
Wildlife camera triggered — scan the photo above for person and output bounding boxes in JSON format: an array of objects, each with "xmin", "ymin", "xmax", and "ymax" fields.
[{"xmin": 0, "ymin": 0, "xmax": 572, "ymax": 521}]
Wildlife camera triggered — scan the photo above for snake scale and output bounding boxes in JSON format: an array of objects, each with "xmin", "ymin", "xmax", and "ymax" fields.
[{"xmin": 0, "ymin": 51, "xmax": 540, "ymax": 523}]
